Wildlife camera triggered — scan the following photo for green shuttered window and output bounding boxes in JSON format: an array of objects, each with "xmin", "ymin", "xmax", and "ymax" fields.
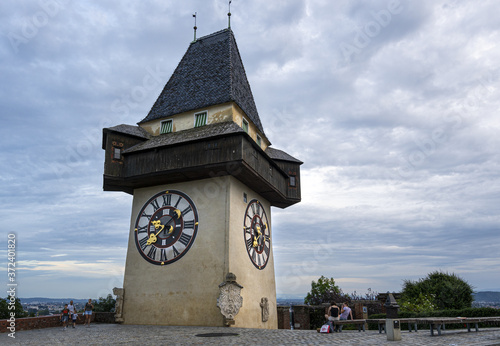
[
  {"xmin": 242, "ymin": 118, "xmax": 249, "ymax": 133},
  {"xmin": 160, "ymin": 120, "xmax": 173, "ymax": 134},
  {"xmin": 195, "ymin": 112, "xmax": 207, "ymax": 127}
]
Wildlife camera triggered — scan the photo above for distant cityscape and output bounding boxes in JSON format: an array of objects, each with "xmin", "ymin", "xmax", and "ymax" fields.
[
  {"xmin": 17, "ymin": 291, "xmax": 500, "ymax": 316},
  {"xmin": 19, "ymin": 298, "xmax": 91, "ymax": 316}
]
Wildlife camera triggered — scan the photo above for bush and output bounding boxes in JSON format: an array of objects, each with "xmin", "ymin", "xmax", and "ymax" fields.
[
  {"xmin": 93, "ymin": 294, "xmax": 116, "ymax": 313},
  {"xmin": 401, "ymin": 271, "xmax": 473, "ymax": 310}
]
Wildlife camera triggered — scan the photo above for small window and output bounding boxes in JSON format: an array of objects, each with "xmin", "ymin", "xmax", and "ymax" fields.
[
  {"xmin": 242, "ymin": 118, "xmax": 249, "ymax": 133},
  {"xmin": 113, "ymin": 147, "xmax": 121, "ymax": 160},
  {"xmin": 243, "ymin": 193, "xmax": 247, "ymax": 203},
  {"xmin": 160, "ymin": 119, "xmax": 173, "ymax": 134},
  {"xmin": 289, "ymin": 175, "xmax": 296, "ymax": 187},
  {"xmin": 256, "ymin": 135, "xmax": 262, "ymax": 147},
  {"xmin": 194, "ymin": 112, "xmax": 207, "ymax": 127}
]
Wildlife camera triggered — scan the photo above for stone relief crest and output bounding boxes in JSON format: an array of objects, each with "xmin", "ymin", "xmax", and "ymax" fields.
[
  {"xmin": 217, "ymin": 272, "xmax": 243, "ymax": 326},
  {"xmin": 260, "ymin": 297, "xmax": 269, "ymax": 322},
  {"xmin": 112, "ymin": 287, "xmax": 124, "ymax": 323}
]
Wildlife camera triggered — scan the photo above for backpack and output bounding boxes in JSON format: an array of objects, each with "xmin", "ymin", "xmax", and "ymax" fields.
[{"xmin": 320, "ymin": 321, "xmax": 334, "ymax": 333}]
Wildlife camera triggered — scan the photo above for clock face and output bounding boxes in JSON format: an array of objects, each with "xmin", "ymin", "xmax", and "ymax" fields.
[
  {"xmin": 243, "ymin": 199, "xmax": 270, "ymax": 270},
  {"xmin": 134, "ymin": 190, "xmax": 199, "ymax": 265}
]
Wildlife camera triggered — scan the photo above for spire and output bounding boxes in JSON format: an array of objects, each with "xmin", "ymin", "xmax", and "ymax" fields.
[
  {"xmin": 139, "ymin": 29, "xmax": 265, "ymax": 136},
  {"xmin": 192, "ymin": 12, "xmax": 197, "ymax": 42},
  {"xmin": 228, "ymin": 1, "xmax": 232, "ymax": 28}
]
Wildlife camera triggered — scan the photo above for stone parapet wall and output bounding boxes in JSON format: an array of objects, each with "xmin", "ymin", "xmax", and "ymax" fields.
[
  {"xmin": 1, "ymin": 312, "xmax": 114, "ymax": 333},
  {"xmin": 277, "ymin": 305, "xmax": 313, "ymax": 330},
  {"xmin": 278, "ymin": 301, "xmax": 383, "ymax": 329}
]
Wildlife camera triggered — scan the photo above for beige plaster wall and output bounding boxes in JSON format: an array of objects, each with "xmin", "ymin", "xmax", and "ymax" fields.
[
  {"xmin": 232, "ymin": 104, "xmax": 270, "ymax": 150},
  {"xmin": 226, "ymin": 177, "xmax": 277, "ymax": 329},
  {"xmin": 122, "ymin": 178, "xmax": 230, "ymax": 326},
  {"xmin": 139, "ymin": 102, "xmax": 269, "ymax": 150},
  {"xmin": 121, "ymin": 176, "xmax": 277, "ymax": 328},
  {"xmin": 140, "ymin": 103, "xmax": 233, "ymax": 136}
]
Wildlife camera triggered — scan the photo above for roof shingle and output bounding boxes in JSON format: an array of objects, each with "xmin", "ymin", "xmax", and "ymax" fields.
[{"xmin": 138, "ymin": 29, "xmax": 265, "ymax": 136}]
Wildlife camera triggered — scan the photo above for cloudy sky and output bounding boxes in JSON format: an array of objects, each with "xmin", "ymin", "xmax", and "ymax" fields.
[{"xmin": 1, "ymin": 0, "xmax": 499, "ymax": 300}]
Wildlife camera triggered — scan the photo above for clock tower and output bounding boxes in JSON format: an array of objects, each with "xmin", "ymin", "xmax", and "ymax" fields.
[{"xmin": 102, "ymin": 28, "xmax": 301, "ymax": 329}]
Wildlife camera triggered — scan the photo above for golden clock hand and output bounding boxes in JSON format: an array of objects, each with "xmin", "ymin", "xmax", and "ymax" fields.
[
  {"xmin": 146, "ymin": 233, "xmax": 157, "ymax": 246},
  {"xmin": 147, "ymin": 220, "xmax": 168, "ymax": 245},
  {"xmin": 173, "ymin": 209, "xmax": 181, "ymax": 219},
  {"xmin": 155, "ymin": 224, "xmax": 174, "ymax": 237},
  {"xmin": 163, "ymin": 218, "xmax": 176, "ymax": 234},
  {"xmin": 253, "ymin": 225, "xmax": 262, "ymax": 247}
]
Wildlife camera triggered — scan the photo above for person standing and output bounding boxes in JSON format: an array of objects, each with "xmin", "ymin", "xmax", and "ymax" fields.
[
  {"xmin": 84, "ymin": 299, "xmax": 94, "ymax": 327},
  {"xmin": 60, "ymin": 304, "xmax": 70, "ymax": 331},
  {"xmin": 338, "ymin": 302, "xmax": 353, "ymax": 332},
  {"xmin": 67, "ymin": 300, "xmax": 77, "ymax": 328}
]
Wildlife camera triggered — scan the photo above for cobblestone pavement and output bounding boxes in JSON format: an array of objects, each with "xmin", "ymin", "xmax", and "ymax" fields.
[{"xmin": 2, "ymin": 324, "xmax": 500, "ymax": 345}]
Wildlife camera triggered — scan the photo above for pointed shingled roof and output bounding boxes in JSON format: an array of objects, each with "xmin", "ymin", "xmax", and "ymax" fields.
[{"xmin": 139, "ymin": 29, "xmax": 265, "ymax": 136}]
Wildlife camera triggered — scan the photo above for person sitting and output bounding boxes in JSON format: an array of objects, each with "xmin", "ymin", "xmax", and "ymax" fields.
[
  {"xmin": 324, "ymin": 302, "xmax": 340, "ymax": 332},
  {"xmin": 338, "ymin": 302, "xmax": 353, "ymax": 332}
]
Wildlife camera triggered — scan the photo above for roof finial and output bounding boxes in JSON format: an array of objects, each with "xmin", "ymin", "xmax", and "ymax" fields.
[
  {"xmin": 228, "ymin": 1, "xmax": 232, "ymax": 28},
  {"xmin": 192, "ymin": 12, "xmax": 197, "ymax": 42}
]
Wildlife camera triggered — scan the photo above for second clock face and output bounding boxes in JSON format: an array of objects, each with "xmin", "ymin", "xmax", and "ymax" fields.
[
  {"xmin": 243, "ymin": 199, "xmax": 270, "ymax": 270},
  {"xmin": 134, "ymin": 190, "xmax": 199, "ymax": 266}
]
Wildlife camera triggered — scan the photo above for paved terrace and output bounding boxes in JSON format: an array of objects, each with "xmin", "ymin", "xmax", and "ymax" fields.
[{"xmin": 2, "ymin": 324, "xmax": 500, "ymax": 345}]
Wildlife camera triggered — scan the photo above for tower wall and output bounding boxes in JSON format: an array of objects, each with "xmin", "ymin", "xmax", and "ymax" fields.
[{"xmin": 121, "ymin": 176, "xmax": 277, "ymax": 328}]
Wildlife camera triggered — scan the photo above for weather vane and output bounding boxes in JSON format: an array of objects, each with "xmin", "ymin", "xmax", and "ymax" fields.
[
  {"xmin": 228, "ymin": 1, "xmax": 232, "ymax": 28},
  {"xmin": 193, "ymin": 12, "xmax": 197, "ymax": 42}
]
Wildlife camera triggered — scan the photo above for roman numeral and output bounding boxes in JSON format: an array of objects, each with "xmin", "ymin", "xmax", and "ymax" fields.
[
  {"xmin": 251, "ymin": 203, "xmax": 256, "ymax": 215},
  {"xmin": 251, "ymin": 249, "xmax": 257, "ymax": 263},
  {"xmin": 174, "ymin": 196, "xmax": 182, "ymax": 208},
  {"xmin": 137, "ymin": 225, "xmax": 147, "ymax": 234},
  {"xmin": 139, "ymin": 237, "xmax": 148, "ymax": 250},
  {"xmin": 147, "ymin": 246, "xmax": 157, "ymax": 259},
  {"xmin": 181, "ymin": 205, "xmax": 192, "ymax": 217},
  {"xmin": 184, "ymin": 220, "xmax": 196, "ymax": 229},
  {"xmin": 179, "ymin": 232, "xmax": 192, "ymax": 247},
  {"xmin": 160, "ymin": 249, "xmax": 167, "ymax": 262},
  {"xmin": 246, "ymin": 238, "xmax": 253, "ymax": 249},
  {"xmin": 141, "ymin": 211, "xmax": 152, "ymax": 220},
  {"xmin": 256, "ymin": 203, "xmax": 261, "ymax": 216},
  {"xmin": 150, "ymin": 199, "xmax": 160, "ymax": 211},
  {"xmin": 162, "ymin": 194, "xmax": 171, "ymax": 207},
  {"xmin": 172, "ymin": 246, "xmax": 180, "ymax": 258},
  {"xmin": 264, "ymin": 243, "xmax": 270, "ymax": 255}
]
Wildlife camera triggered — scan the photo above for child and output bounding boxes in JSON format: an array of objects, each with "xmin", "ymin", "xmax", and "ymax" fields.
[
  {"xmin": 68, "ymin": 300, "xmax": 77, "ymax": 328},
  {"xmin": 72, "ymin": 311, "xmax": 78, "ymax": 328},
  {"xmin": 61, "ymin": 304, "xmax": 70, "ymax": 330}
]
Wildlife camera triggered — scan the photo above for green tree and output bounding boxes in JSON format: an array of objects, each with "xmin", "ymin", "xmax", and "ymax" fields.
[
  {"xmin": 304, "ymin": 276, "xmax": 350, "ymax": 305},
  {"xmin": 0, "ymin": 297, "xmax": 27, "ymax": 319},
  {"xmin": 401, "ymin": 271, "xmax": 474, "ymax": 310},
  {"xmin": 37, "ymin": 309, "xmax": 50, "ymax": 316},
  {"xmin": 93, "ymin": 294, "xmax": 116, "ymax": 312},
  {"xmin": 400, "ymin": 292, "xmax": 436, "ymax": 313}
]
